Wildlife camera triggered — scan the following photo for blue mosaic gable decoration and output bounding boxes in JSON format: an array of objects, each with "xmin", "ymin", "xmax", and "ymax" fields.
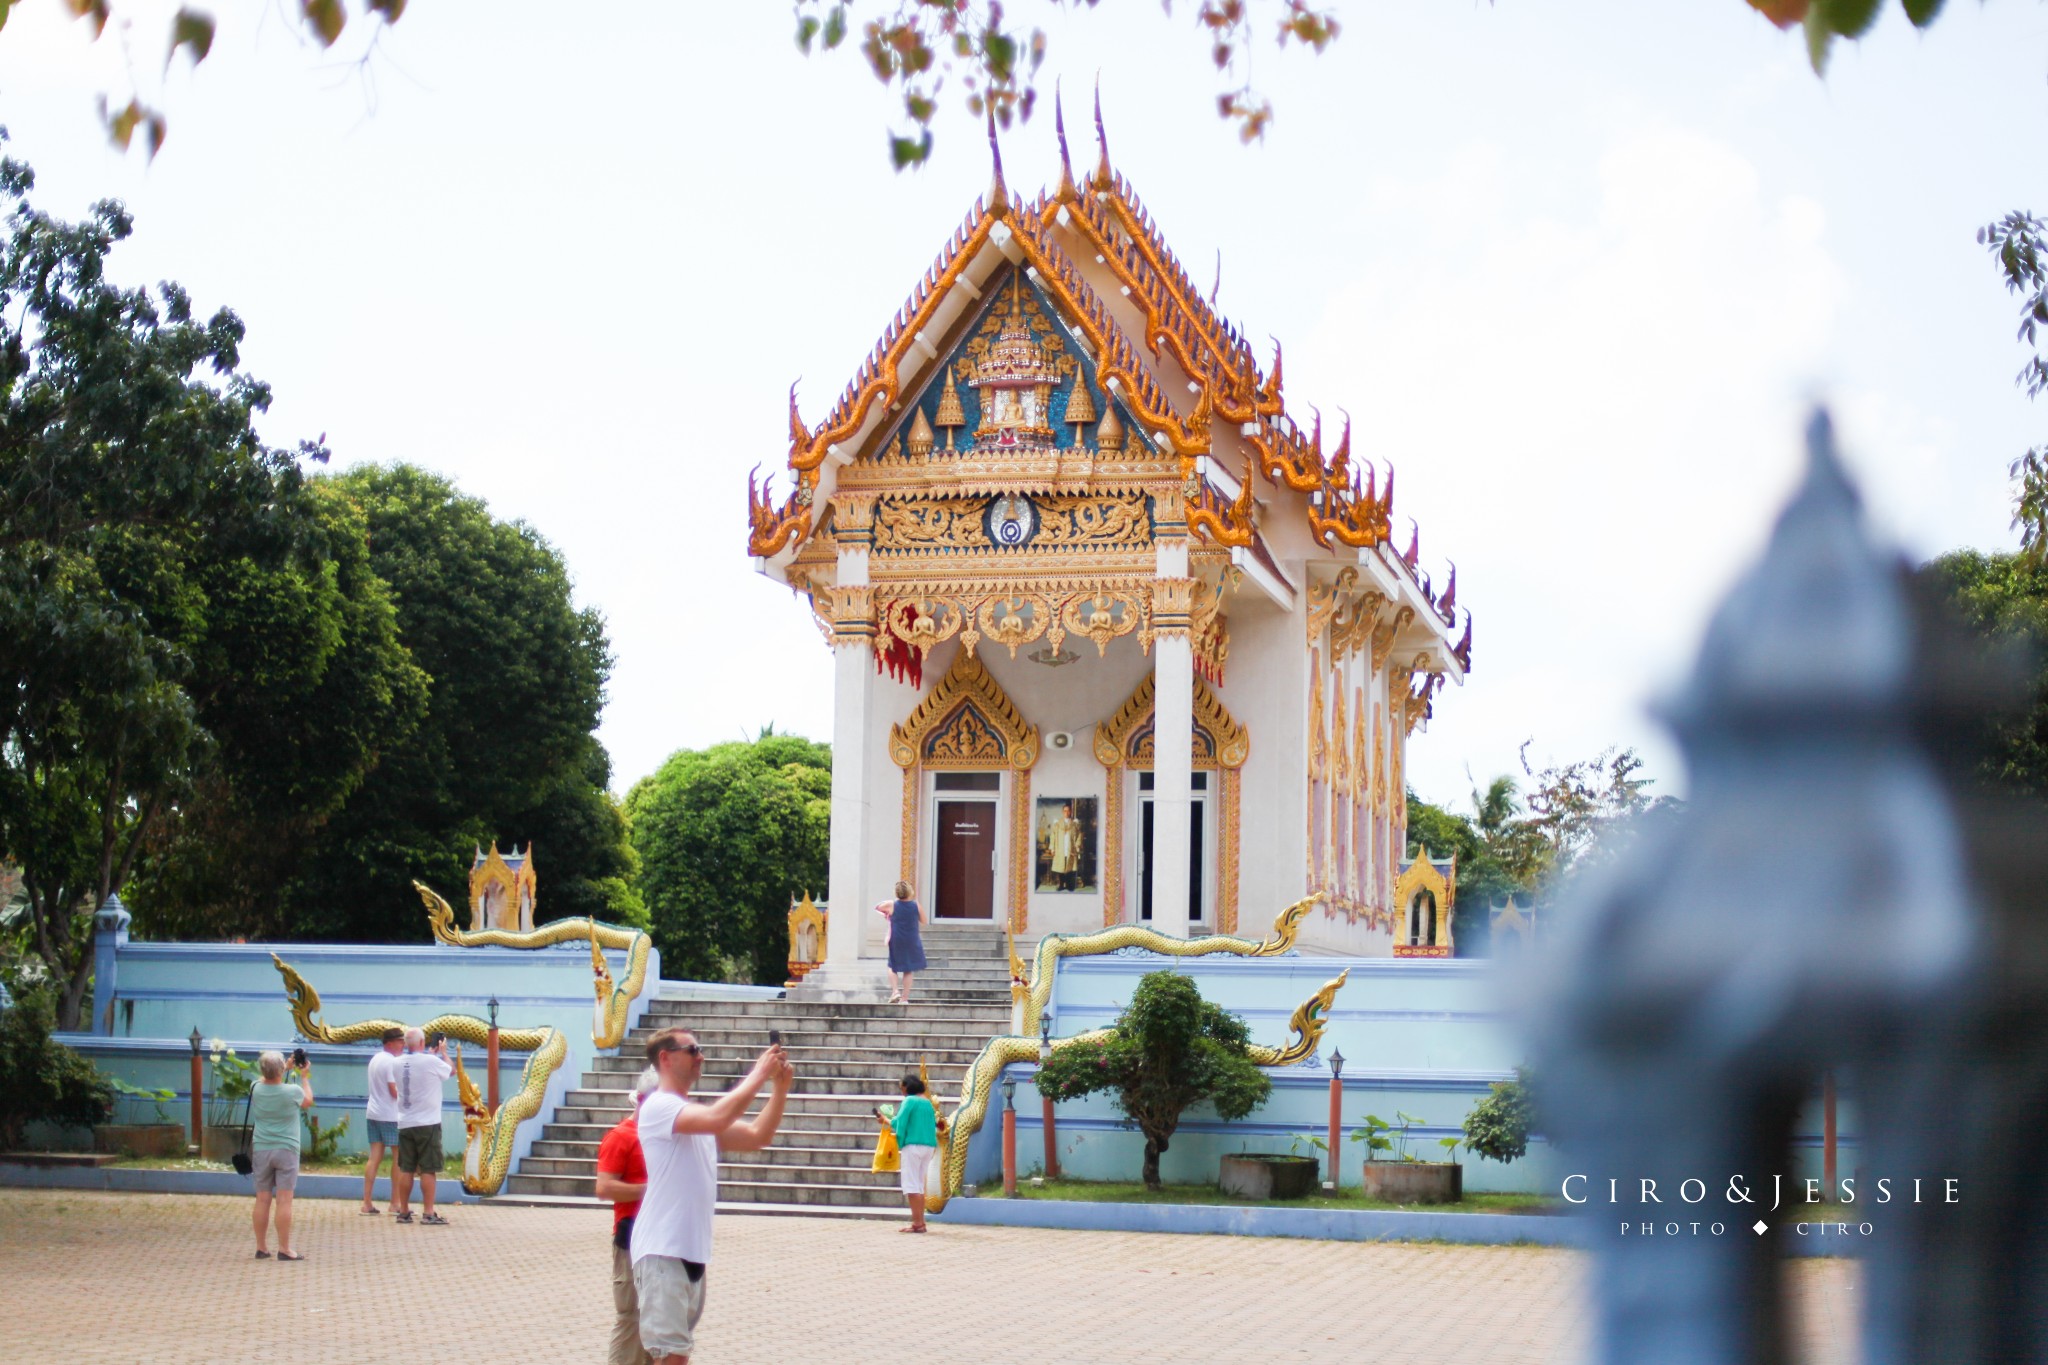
[{"xmin": 880, "ymin": 265, "xmax": 1130, "ymax": 457}]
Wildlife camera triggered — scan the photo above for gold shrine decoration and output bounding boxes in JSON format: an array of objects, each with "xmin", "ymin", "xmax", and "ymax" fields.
[
  {"xmin": 925, "ymin": 896, "xmax": 1337, "ymax": 1212},
  {"xmin": 1218, "ymin": 766, "xmax": 1242, "ymax": 935},
  {"xmin": 786, "ymin": 893, "xmax": 827, "ymax": 987},
  {"xmin": 900, "ymin": 765, "xmax": 920, "ymax": 885},
  {"xmin": 270, "ymin": 955, "xmax": 567, "ymax": 1197},
  {"xmin": 1370, "ymin": 605, "xmax": 1417, "ymax": 674},
  {"xmin": 1009, "ymin": 766, "xmax": 1032, "ymax": 935},
  {"xmin": 889, "ymin": 653, "xmax": 1039, "ymax": 771},
  {"xmin": 418, "ymin": 883, "xmax": 650, "ymax": 1052},
  {"xmin": 469, "ymin": 842, "xmax": 537, "ymax": 933},
  {"xmin": 1393, "ymin": 855, "xmax": 1456, "ymax": 956}
]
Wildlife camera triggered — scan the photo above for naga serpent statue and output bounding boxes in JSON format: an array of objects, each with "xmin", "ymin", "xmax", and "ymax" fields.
[
  {"xmin": 927, "ymin": 893, "xmax": 1346, "ymax": 1213},
  {"xmin": 414, "ymin": 880, "xmax": 652, "ymax": 1051},
  {"xmin": 270, "ymin": 953, "xmax": 567, "ymax": 1197}
]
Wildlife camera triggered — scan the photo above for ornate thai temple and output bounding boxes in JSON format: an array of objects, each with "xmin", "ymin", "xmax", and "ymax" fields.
[{"xmin": 746, "ymin": 102, "xmax": 1470, "ymax": 992}]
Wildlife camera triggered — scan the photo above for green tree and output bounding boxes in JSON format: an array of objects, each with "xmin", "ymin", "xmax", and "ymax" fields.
[
  {"xmin": 0, "ymin": 991, "xmax": 113, "ymax": 1148},
  {"xmin": 1462, "ymin": 1067, "xmax": 1537, "ymax": 1167},
  {"xmin": 0, "ymin": 135, "xmax": 335, "ymax": 1027},
  {"xmin": 1033, "ymin": 970, "xmax": 1273, "ymax": 1191},
  {"xmin": 1922, "ymin": 549, "xmax": 2048, "ymax": 796},
  {"xmin": 128, "ymin": 479, "xmax": 428, "ymax": 940},
  {"xmin": 278, "ymin": 464, "xmax": 632, "ymax": 941},
  {"xmin": 625, "ymin": 732, "xmax": 831, "ymax": 986}
]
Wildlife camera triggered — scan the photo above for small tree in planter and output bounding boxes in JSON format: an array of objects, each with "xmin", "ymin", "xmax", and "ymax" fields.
[{"xmin": 1034, "ymin": 971, "xmax": 1272, "ymax": 1191}]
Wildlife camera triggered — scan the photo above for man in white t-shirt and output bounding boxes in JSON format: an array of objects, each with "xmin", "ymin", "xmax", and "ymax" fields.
[
  {"xmin": 392, "ymin": 1026, "xmax": 454, "ymax": 1226},
  {"xmin": 360, "ymin": 1026, "xmax": 405, "ymax": 1214},
  {"xmin": 631, "ymin": 1027, "xmax": 792, "ymax": 1364}
]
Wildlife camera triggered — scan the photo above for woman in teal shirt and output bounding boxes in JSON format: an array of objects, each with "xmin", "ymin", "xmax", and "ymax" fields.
[
  {"xmin": 248, "ymin": 1050, "xmax": 316, "ymax": 1261},
  {"xmin": 891, "ymin": 1074, "xmax": 938, "ymax": 1233}
]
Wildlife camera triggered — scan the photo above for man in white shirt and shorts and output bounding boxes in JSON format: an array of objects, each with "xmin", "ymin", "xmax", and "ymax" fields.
[
  {"xmin": 361, "ymin": 1027, "xmax": 404, "ymax": 1214},
  {"xmin": 631, "ymin": 1028, "xmax": 793, "ymax": 1364},
  {"xmin": 392, "ymin": 1027, "xmax": 454, "ymax": 1225}
]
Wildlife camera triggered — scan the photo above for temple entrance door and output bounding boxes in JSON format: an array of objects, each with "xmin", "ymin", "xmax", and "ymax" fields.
[
  {"xmin": 934, "ymin": 799, "xmax": 998, "ymax": 919},
  {"xmin": 1136, "ymin": 771, "xmax": 1208, "ymax": 924}
]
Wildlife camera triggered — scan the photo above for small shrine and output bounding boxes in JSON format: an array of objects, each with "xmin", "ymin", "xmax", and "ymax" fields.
[
  {"xmin": 468, "ymin": 842, "xmax": 536, "ymax": 933},
  {"xmin": 747, "ymin": 100, "xmax": 1471, "ymax": 994}
]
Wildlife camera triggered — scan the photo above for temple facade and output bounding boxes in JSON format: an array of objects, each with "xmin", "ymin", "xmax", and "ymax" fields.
[{"xmin": 747, "ymin": 105, "xmax": 1470, "ymax": 992}]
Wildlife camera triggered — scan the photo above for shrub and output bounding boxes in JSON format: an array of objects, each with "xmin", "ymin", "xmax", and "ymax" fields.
[
  {"xmin": 0, "ymin": 995, "xmax": 114, "ymax": 1148},
  {"xmin": 1462, "ymin": 1067, "xmax": 1537, "ymax": 1165},
  {"xmin": 1034, "ymin": 971, "xmax": 1272, "ymax": 1191}
]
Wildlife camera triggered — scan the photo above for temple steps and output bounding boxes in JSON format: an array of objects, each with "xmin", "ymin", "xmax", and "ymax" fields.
[{"xmin": 507, "ymin": 941, "xmax": 1013, "ymax": 1214}]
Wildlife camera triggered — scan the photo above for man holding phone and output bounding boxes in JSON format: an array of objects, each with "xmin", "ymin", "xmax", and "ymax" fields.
[
  {"xmin": 632, "ymin": 1028, "xmax": 793, "ymax": 1364},
  {"xmin": 392, "ymin": 1026, "xmax": 453, "ymax": 1225}
]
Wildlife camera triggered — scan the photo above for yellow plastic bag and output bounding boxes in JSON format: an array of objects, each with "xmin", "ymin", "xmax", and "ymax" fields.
[{"xmin": 871, "ymin": 1108, "xmax": 900, "ymax": 1173}]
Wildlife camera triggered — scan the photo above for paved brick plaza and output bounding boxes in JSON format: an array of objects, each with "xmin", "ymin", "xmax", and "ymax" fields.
[{"xmin": 2, "ymin": 1190, "xmax": 1858, "ymax": 1363}]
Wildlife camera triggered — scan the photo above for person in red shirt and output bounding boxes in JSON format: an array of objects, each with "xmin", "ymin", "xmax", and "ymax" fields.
[{"xmin": 596, "ymin": 1067, "xmax": 659, "ymax": 1365}]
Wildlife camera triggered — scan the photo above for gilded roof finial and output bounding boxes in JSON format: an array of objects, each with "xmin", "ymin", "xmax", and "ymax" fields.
[
  {"xmin": 1097, "ymin": 401, "xmax": 1125, "ymax": 453},
  {"xmin": 1091, "ymin": 80, "xmax": 1113, "ymax": 192},
  {"xmin": 1054, "ymin": 82, "xmax": 1078, "ymax": 203},
  {"xmin": 908, "ymin": 406, "xmax": 936, "ymax": 459},
  {"xmin": 1064, "ymin": 373, "xmax": 1097, "ymax": 427},
  {"xmin": 934, "ymin": 365, "xmax": 966, "ymax": 446},
  {"xmin": 986, "ymin": 103, "xmax": 1010, "ymax": 220}
]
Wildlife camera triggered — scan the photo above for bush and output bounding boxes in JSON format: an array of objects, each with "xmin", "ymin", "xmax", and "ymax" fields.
[
  {"xmin": 1462, "ymin": 1067, "xmax": 1536, "ymax": 1166},
  {"xmin": 1035, "ymin": 971, "xmax": 1272, "ymax": 1190},
  {"xmin": 0, "ymin": 996, "xmax": 114, "ymax": 1148}
]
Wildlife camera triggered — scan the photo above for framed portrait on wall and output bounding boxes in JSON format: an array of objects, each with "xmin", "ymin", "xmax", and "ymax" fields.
[{"xmin": 1034, "ymin": 796, "xmax": 1099, "ymax": 894}]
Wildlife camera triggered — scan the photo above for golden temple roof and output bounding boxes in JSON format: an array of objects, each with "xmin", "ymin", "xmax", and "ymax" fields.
[{"xmin": 747, "ymin": 97, "xmax": 1463, "ymax": 642}]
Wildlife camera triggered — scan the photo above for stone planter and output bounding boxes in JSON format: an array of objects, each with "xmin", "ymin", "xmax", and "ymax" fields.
[
  {"xmin": 1218, "ymin": 1153, "xmax": 1322, "ymax": 1201},
  {"xmin": 1359, "ymin": 1160, "xmax": 1463, "ymax": 1204},
  {"xmin": 200, "ymin": 1123, "xmax": 249, "ymax": 1164},
  {"xmin": 92, "ymin": 1124, "xmax": 188, "ymax": 1158}
]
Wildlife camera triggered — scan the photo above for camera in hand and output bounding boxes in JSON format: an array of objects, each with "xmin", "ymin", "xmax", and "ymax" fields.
[
  {"xmin": 768, "ymin": 1029, "xmax": 783, "ymax": 1047},
  {"xmin": 426, "ymin": 1031, "xmax": 444, "ymax": 1050},
  {"xmin": 290, "ymin": 1047, "xmax": 308, "ymax": 1068}
]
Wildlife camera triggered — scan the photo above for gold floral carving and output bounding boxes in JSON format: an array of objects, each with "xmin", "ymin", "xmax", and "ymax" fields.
[
  {"xmin": 1033, "ymin": 494, "xmax": 1151, "ymax": 547},
  {"xmin": 1010, "ymin": 766, "xmax": 1032, "ymax": 934},
  {"xmin": 976, "ymin": 594, "xmax": 1053, "ymax": 658},
  {"xmin": 1370, "ymin": 605, "xmax": 1416, "ymax": 674},
  {"xmin": 1101, "ymin": 771, "xmax": 1124, "ymax": 927},
  {"xmin": 888, "ymin": 652, "xmax": 1040, "ymax": 771},
  {"xmin": 1058, "ymin": 591, "xmax": 1146, "ymax": 656},
  {"xmin": 1094, "ymin": 673, "xmax": 1249, "ymax": 772},
  {"xmin": 900, "ymin": 764, "xmax": 919, "ymax": 885},
  {"xmin": 830, "ymin": 585, "xmax": 877, "ymax": 643},
  {"xmin": 1372, "ymin": 702, "xmax": 1387, "ymax": 816},
  {"xmin": 874, "ymin": 578, "xmax": 1157, "ymax": 664},
  {"xmin": 1153, "ymin": 575, "xmax": 1196, "ymax": 636},
  {"xmin": 1307, "ymin": 655, "xmax": 1326, "ymax": 783},
  {"xmin": 1330, "ymin": 588, "xmax": 1386, "ymax": 660},
  {"xmin": 875, "ymin": 498, "xmax": 985, "ymax": 550}
]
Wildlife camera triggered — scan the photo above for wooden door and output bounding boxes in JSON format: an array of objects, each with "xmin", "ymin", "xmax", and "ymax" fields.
[{"xmin": 934, "ymin": 799, "xmax": 997, "ymax": 919}]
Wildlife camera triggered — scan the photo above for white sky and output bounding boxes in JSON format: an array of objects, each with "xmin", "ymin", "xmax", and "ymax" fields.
[{"xmin": 1, "ymin": 2, "xmax": 2039, "ymax": 815}]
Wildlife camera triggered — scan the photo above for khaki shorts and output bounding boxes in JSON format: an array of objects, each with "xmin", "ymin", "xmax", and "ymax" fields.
[
  {"xmin": 633, "ymin": 1255, "xmax": 707, "ymax": 1359},
  {"xmin": 397, "ymin": 1124, "xmax": 444, "ymax": 1174},
  {"xmin": 251, "ymin": 1148, "xmax": 299, "ymax": 1194}
]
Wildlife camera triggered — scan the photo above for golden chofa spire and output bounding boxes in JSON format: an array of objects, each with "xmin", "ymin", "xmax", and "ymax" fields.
[
  {"xmin": 934, "ymin": 365, "xmax": 966, "ymax": 451},
  {"xmin": 1091, "ymin": 83, "xmax": 1114, "ymax": 193},
  {"xmin": 1064, "ymin": 375, "xmax": 1097, "ymax": 428},
  {"xmin": 907, "ymin": 406, "xmax": 936, "ymax": 459},
  {"xmin": 1096, "ymin": 401, "xmax": 1125, "ymax": 454}
]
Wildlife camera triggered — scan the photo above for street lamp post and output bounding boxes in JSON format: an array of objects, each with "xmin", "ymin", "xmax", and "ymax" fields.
[
  {"xmin": 1327, "ymin": 1048, "xmax": 1345, "ymax": 1192},
  {"xmin": 486, "ymin": 996, "xmax": 501, "ymax": 1112},
  {"xmin": 1001, "ymin": 1077, "xmax": 1018, "ymax": 1199},
  {"xmin": 187, "ymin": 1027, "xmax": 205, "ymax": 1154},
  {"xmin": 1039, "ymin": 1011, "xmax": 1059, "ymax": 1181}
]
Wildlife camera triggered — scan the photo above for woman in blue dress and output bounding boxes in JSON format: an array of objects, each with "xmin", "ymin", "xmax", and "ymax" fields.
[{"xmin": 877, "ymin": 879, "xmax": 927, "ymax": 1005}]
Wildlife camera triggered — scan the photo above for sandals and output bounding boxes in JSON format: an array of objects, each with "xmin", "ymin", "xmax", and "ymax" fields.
[
  {"xmin": 253, "ymin": 1249, "xmax": 272, "ymax": 1259},
  {"xmin": 886, "ymin": 993, "xmax": 902, "ymax": 1004},
  {"xmin": 359, "ymin": 1205, "xmax": 381, "ymax": 1216},
  {"xmin": 421, "ymin": 1213, "xmax": 449, "ymax": 1226},
  {"xmin": 277, "ymin": 1252, "xmax": 304, "ymax": 1262},
  {"xmin": 394, "ymin": 1210, "xmax": 414, "ymax": 1224}
]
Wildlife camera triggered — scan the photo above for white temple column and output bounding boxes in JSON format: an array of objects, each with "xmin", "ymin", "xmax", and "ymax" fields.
[
  {"xmin": 803, "ymin": 505, "xmax": 892, "ymax": 1000},
  {"xmin": 1152, "ymin": 515, "xmax": 1196, "ymax": 936},
  {"xmin": 824, "ymin": 606, "xmax": 874, "ymax": 972}
]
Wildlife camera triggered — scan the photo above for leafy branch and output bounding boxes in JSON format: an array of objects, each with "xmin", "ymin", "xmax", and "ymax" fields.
[{"xmin": 1979, "ymin": 211, "xmax": 2048, "ymax": 559}]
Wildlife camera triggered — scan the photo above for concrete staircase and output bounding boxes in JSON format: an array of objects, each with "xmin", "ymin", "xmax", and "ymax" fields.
[{"xmin": 505, "ymin": 923, "xmax": 1013, "ymax": 1216}]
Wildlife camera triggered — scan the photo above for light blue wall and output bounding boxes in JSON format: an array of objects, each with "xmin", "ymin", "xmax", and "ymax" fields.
[
  {"xmin": 962, "ymin": 953, "xmax": 1860, "ymax": 1197},
  {"xmin": 60, "ymin": 932, "xmax": 659, "ymax": 1168}
]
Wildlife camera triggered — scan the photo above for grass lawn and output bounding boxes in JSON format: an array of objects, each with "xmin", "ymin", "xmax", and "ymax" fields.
[{"xmin": 1011, "ymin": 1176, "xmax": 1558, "ymax": 1215}]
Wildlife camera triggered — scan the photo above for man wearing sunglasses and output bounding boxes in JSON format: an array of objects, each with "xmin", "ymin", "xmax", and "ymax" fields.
[{"xmin": 631, "ymin": 1027, "xmax": 793, "ymax": 1365}]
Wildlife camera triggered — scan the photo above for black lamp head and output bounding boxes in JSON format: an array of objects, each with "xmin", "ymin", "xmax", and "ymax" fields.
[
  {"xmin": 189, "ymin": 1026, "xmax": 204, "ymax": 1055},
  {"xmin": 1330, "ymin": 1047, "xmax": 1345, "ymax": 1079}
]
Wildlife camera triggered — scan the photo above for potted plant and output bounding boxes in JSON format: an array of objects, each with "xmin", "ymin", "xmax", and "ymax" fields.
[
  {"xmin": 93, "ymin": 1078, "xmax": 186, "ymax": 1158},
  {"xmin": 1218, "ymin": 1134, "xmax": 1323, "ymax": 1200},
  {"xmin": 1351, "ymin": 1109, "xmax": 1463, "ymax": 1203},
  {"xmin": 200, "ymin": 1041, "xmax": 257, "ymax": 1163}
]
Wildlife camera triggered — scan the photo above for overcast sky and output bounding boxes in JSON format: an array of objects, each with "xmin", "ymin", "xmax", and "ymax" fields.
[{"xmin": 2, "ymin": 2, "xmax": 2040, "ymax": 815}]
